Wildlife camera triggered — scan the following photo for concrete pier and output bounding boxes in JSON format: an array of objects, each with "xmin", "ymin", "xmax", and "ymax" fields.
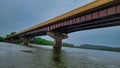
[{"xmin": 47, "ymin": 31, "xmax": 68, "ymax": 49}]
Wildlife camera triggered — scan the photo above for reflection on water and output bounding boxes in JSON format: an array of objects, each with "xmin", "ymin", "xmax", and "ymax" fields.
[
  {"xmin": 52, "ymin": 49, "xmax": 61, "ymax": 62},
  {"xmin": 51, "ymin": 49, "xmax": 66, "ymax": 68}
]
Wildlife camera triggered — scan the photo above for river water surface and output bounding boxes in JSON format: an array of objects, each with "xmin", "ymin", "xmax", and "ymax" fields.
[{"xmin": 0, "ymin": 42, "xmax": 120, "ymax": 68}]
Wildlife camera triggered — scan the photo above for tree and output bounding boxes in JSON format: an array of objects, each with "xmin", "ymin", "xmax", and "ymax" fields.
[
  {"xmin": 0, "ymin": 36, "xmax": 5, "ymax": 42},
  {"xmin": 6, "ymin": 32, "xmax": 16, "ymax": 37},
  {"xmin": 11, "ymin": 32, "xmax": 16, "ymax": 35}
]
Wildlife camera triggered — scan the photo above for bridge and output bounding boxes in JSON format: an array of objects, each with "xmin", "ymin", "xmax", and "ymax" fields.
[{"xmin": 6, "ymin": 0, "xmax": 120, "ymax": 49}]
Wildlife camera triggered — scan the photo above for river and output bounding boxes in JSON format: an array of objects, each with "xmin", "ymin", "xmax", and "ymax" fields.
[{"xmin": 0, "ymin": 42, "xmax": 120, "ymax": 68}]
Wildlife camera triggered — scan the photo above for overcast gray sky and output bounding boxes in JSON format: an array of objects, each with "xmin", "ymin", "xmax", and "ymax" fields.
[{"xmin": 0, "ymin": 0, "xmax": 120, "ymax": 47}]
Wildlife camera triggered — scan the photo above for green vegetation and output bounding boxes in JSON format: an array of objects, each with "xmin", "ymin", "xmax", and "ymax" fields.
[
  {"xmin": 30, "ymin": 37, "xmax": 53, "ymax": 45},
  {"xmin": 17, "ymin": 39, "xmax": 24, "ymax": 45},
  {"xmin": 1, "ymin": 32, "xmax": 74, "ymax": 47},
  {"xmin": 6, "ymin": 32, "xmax": 16, "ymax": 37},
  {"xmin": 0, "ymin": 36, "xmax": 5, "ymax": 42},
  {"xmin": 29, "ymin": 37, "xmax": 74, "ymax": 47},
  {"xmin": 74, "ymin": 44, "xmax": 120, "ymax": 52},
  {"xmin": 62, "ymin": 42, "xmax": 74, "ymax": 47}
]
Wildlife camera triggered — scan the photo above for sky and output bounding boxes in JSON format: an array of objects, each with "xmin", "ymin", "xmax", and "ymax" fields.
[{"xmin": 0, "ymin": 0, "xmax": 120, "ymax": 47}]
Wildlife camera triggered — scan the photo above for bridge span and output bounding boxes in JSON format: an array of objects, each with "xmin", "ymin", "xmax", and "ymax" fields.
[{"xmin": 6, "ymin": 0, "xmax": 120, "ymax": 49}]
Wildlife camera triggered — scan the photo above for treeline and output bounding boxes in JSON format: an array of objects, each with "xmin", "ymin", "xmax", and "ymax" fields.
[
  {"xmin": 0, "ymin": 32, "xmax": 74, "ymax": 47},
  {"xmin": 30, "ymin": 38, "xmax": 53, "ymax": 45},
  {"xmin": 0, "ymin": 32, "xmax": 16, "ymax": 42},
  {"xmin": 29, "ymin": 37, "xmax": 74, "ymax": 47},
  {"xmin": 74, "ymin": 44, "xmax": 120, "ymax": 52},
  {"xmin": 0, "ymin": 37, "xmax": 5, "ymax": 42},
  {"xmin": 62, "ymin": 42, "xmax": 74, "ymax": 47}
]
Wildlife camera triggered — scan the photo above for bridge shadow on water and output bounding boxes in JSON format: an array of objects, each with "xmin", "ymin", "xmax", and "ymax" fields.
[
  {"xmin": 24, "ymin": 44, "xmax": 67, "ymax": 68},
  {"xmin": 51, "ymin": 49, "xmax": 67, "ymax": 68}
]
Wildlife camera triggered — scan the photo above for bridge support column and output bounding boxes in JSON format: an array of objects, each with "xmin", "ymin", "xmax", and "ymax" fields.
[
  {"xmin": 21, "ymin": 38, "xmax": 31, "ymax": 45},
  {"xmin": 47, "ymin": 31, "xmax": 68, "ymax": 49},
  {"xmin": 23, "ymin": 39, "xmax": 29, "ymax": 45}
]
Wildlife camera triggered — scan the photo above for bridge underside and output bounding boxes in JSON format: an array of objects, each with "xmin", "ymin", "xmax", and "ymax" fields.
[
  {"xmin": 54, "ymin": 13, "xmax": 120, "ymax": 33},
  {"xmin": 12, "ymin": 13, "xmax": 120, "ymax": 49},
  {"xmin": 22, "ymin": 13, "xmax": 120, "ymax": 38}
]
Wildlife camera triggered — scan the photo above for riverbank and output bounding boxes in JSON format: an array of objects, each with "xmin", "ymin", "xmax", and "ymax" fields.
[
  {"xmin": 73, "ymin": 44, "xmax": 120, "ymax": 52},
  {"xmin": 1, "ymin": 36, "xmax": 120, "ymax": 52},
  {"xmin": 0, "ymin": 36, "xmax": 74, "ymax": 47}
]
